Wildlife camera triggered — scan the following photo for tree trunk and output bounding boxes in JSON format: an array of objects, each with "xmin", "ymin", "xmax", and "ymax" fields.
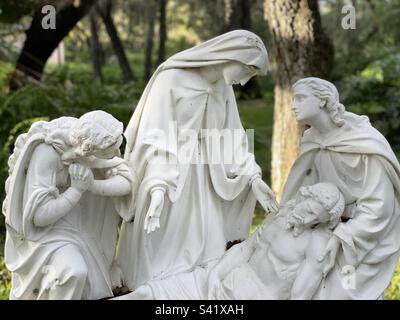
[
  {"xmin": 144, "ymin": 0, "xmax": 156, "ymax": 81},
  {"xmin": 89, "ymin": 7, "xmax": 103, "ymax": 83},
  {"xmin": 157, "ymin": 0, "xmax": 168, "ymax": 66},
  {"xmin": 9, "ymin": 0, "xmax": 97, "ymax": 90},
  {"xmin": 224, "ymin": 0, "xmax": 261, "ymax": 99},
  {"xmin": 99, "ymin": 0, "xmax": 134, "ymax": 82},
  {"xmin": 224, "ymin": 0, "xmax": 251, "ymax": 31},
  {"xmin": 264, "ymin": 0, "xmax": 333, "ymax": 200}
]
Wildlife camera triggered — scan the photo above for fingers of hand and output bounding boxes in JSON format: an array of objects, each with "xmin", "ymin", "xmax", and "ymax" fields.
[
  {"xmin": 69, "ymin": 164, "xmax": 79, "ymax": 177},
  {"xmin": 79, "ymin": 165, "xmax": 92, "ymax": 181},
  {"xmin": 272, "ymin": 201, "xmax": 279, "ymax": 212},
  {"xmin": 259, "ymin": 200, "xmax": 268, "ymax": 213},
  {"xmin": 69, "ymin": 164, "xmax": 90, "ymax": 180},
  {"xmin": 151, "ymin": 220, "xmax": 157, "ymax": 232},
  {"xmin": 267, "ymin": 201, "xmax": 279, "ymax": 214},
  {"xmin": 145, "ymin": 218, "xmax": 160, "ymax": 234},
  {"xmin": 83, "ymin": 168, "xmax": 93, "ymax": 181},
  {"xmin": 78, "ymin": 164, "xmax": 86, "ymax": 179}
]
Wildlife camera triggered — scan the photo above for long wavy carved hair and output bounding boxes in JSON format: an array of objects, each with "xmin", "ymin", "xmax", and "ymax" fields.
[{"xmin": 293, "ymin": 77, "xmax": 346, "ymax": 127}]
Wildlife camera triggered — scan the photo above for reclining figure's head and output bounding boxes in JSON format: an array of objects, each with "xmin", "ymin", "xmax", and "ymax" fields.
[{"xmin": 286, "ymin": 182, "xmax": 345, "ymax": 237}]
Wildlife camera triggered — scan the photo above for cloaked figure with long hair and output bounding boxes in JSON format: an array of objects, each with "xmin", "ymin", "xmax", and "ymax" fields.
[{"xmin": 283, "ymin": 77, "xmax": 400, "ymax": 299}]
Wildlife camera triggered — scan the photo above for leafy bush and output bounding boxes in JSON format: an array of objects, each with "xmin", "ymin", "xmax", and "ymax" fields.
[
  {"xmin": 339, "ymin": 53, "xmax": 400, "ymax": 153},
  {"xmin": 386, "ymin": 260, "xmax": 400, "ymax": 300},
  {"xmin": 0, "ymin": 63, "xmax": 13, "ymax": 93},
  {"xmin": 0, "ymin": 258, "xmax": 10, "ymax": 300}
]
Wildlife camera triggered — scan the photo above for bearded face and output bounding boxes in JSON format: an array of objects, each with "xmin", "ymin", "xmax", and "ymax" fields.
[
  {"xmin": 285, "ymin": 195, "xmax": 329, "ymax": 237},
  {"xmin": 285, "ymin": 203, "xmax": 306, "ymax": 237}
]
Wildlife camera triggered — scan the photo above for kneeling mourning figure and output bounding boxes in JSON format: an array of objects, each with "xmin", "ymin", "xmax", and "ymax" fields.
[
  {"xmin": 3, "ymin": 30, "xmax": 400, "ymax": 300},
  {"xmin": 3, "ymin": 111, "xmax": 136, "ymax": 299}
]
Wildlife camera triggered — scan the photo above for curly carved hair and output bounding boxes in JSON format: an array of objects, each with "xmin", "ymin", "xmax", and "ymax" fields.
[
  {"xmin": 69, "ymin": 111, "xmax": 123, "ymax": 152},
  {"xmin": 293, "ymin": 77, "xmax": 346, "ymax": 127},
  {"xmin": 298, "ymin": 182, "xmax": 345, "ymax": 229}
]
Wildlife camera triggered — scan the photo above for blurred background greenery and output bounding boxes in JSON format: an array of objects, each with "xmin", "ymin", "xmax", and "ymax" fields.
[{"xmin": 0, "ymin": 0, "xmax": 399, "ymax": 300}]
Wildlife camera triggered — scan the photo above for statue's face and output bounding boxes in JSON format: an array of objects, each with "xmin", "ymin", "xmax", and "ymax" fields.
[
  {"xmin": 292, "ymin": 196, "xmax": 329, "ymax": 228},
  {"xmin": 222, "ymin": 62, "xmax": 257, "ymax": 86},
  {"xmin": 292, "ymin": 84, "xmax": 323, "ymax": 125}
]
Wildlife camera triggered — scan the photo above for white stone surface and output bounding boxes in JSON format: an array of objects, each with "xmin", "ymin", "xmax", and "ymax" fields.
[
  {"xmin": 115, "ymin": 30, "xmax": 278, "ymax": 291},
  {"xmin": 3, "ymin": 111, "xmax": 135, "ymax": 299},
  {"xmin": 115, "ymin": 182, "xmax": 345, "ymax": 300},
  {"xmin": 282, "ymin": 77, "xmax": 400, "ymax": 299},
  {"xmin": 6, "ymin": 31, "xmax": 399, "ymax": 300},
  {"xmin": 116, "ymin": 77, "xmax": 400, "ymax": 300}
]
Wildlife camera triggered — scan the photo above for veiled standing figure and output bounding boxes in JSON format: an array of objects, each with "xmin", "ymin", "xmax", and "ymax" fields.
[
  {"xmin": 117, "ymin": 30, "xmax": 278, "ymax": 290},
  {"xmin": 282, "ymin": 77, "xmax": 400, "ymax": 299}
]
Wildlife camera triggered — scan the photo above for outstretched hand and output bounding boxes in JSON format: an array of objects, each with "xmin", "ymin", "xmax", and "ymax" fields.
[
  {"xmin": 144, "ymin": 189, "xmax": 165, "ymax": 234},
  {"xmin": 251, "ymin": 178, "xmax": 279, "ymax": 214}
]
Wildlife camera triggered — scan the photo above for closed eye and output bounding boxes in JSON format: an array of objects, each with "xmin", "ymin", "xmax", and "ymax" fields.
[{"xmin": 295, "ymin": 94, "xmax": 306, "ymax": 102}]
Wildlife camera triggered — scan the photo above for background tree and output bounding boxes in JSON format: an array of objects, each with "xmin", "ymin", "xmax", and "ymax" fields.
[
  {"xmin": 88, "ymin": 6, "xmax": 103, "ymax": 83},
  {"xmin": 223, "ymin": 0, "xmax": 252, "ymax": 32},
  {"xmin": 157, "ymin": 0, "xmax": 168, "ymax": 65},
  {"xmin": 224, "ymin": 0, "xmax": 261, "ymax": 98},
  {"xmin": 97, "ymin": 0, "xmax": 134, "ymax": 82},
  {"xmin": 144, "ymin": 0, "xmax": 156, "ymax": 80},
  {"xmin": 264, "ymin": 0, "xmax": 334, "ymax": 199},
  {"xmin": 9, "ymin": 0, "xmax": 97, "ymax": 90}
]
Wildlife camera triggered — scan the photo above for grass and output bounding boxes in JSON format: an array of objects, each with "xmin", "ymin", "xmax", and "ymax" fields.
[
  {"xmin": 237, "ymin": 97, "xmax": 274, "ymax": 234},
  {"xmin": 238, "ymin": 96, "xmax": 274, "ymax": 186}
]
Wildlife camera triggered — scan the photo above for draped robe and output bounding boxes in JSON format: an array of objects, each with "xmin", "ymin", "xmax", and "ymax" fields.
[
  {"xmin": 4, "ymin": 132, "xmax": 134, "ymax": 299},
  {"xmin": 281, "ymin": 112, "xmax": 400, "ymax": 299},
  {"xmin": 117, "ymin": 68, "xmax": 261, "ymax": 289}
]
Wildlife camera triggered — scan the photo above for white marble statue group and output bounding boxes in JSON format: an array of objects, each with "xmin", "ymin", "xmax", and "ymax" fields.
[{"xmin": 3, "ymin": 30, "xmax": 400, "ymax": 300}]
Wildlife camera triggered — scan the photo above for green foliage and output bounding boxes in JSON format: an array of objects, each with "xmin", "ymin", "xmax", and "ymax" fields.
[
  {"xmin": 238, "ymin": 96, "xmax": 274, "ymax": 185},
  {"xmin": 339, "ymin": 53, "xmax": 400, "ymax": 153},
  {"xmin": 237, "ymin": 97, "xmax": 274, "ymax": 236},
  {"xmin": 323, "ymin": 0, "xmax": 400, "ymax": 79},
  {"xmin": 0, "ymin": 257, "xmax": 10, "ymax": 300},
  {"xmin": 0, "ymin": 62, "xmax": 13, "ymax": 91},
  {"xmin": 386, "ymin": 259, "xmax": 400, "ymax": 300},
  {"xmin": 0, "ymin": 0, "xmax": 38, "ymax": 23}
]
